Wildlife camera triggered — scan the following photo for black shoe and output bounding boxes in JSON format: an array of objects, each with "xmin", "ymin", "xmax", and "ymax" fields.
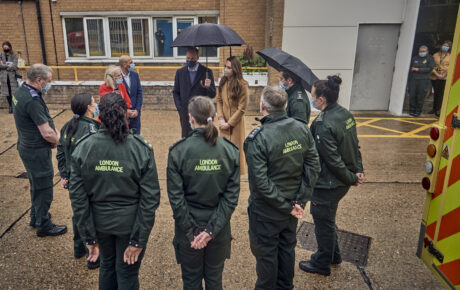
[
  {"xmin": 435, "ymin": 111, "xmax": 440, "ymax": 117},
  {"xmin": 428, "ymin": 109, "xmax": 436, "ymax": 114},
  {"xmin": 74, "ymin": 249, "xmax": 86, "ymax": 259},
  {"xmin": 299, "ymin": 260, "xmax": 331, "ymax": 276},
  {"xmin": 331, "ymin": 257, "xmax": 342, "ymax": 265},
  {"xmin": 409, "ymin": 112, "xmax": 416, "ymax": 116},
  {"xmin": 87, "ymin": 258, "xmax": 100, "ymax": 270},
  {"xmin": 37, "ymin": 224, "xmax": 67, "ymax": 237}
]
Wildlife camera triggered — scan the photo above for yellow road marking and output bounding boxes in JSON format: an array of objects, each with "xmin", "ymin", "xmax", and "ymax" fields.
[
  {"xmin": 357, "ymin": 135, "xmax": 429, "ymax": 138},
  {"xmin": 361, "ymin": 123, "xmax": 406, "ymax": 134},
  {"xmin": 356, "ymin": 118, "xmax": 381, "ymax": 128},
  {"xmin": 403, "ymin": 123, "xmax": 436, "ymax": 137}
]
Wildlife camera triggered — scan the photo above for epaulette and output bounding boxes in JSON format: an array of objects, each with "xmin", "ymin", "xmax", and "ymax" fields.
[
  {"xmin": 223, "ymin": 137, "xmax": 239, "ymax": 151},
  {"xmin": 133, "ymin": 134, "xmax": 153, "ymax": 149},
  {"xmin": 169, "ymin": 137, "xmax": 186, "ymax": 151},
  {"xmin": 297, "ymin": 90, "xmax": 304, "ymax": 100},
  {"xmin": 88, "ymin": 123, "xmax": 97, "ymax": 134},
  {"xmin": 247, "ymin": 126, "xmax": 263, "ymax": 140},
  {"xmin": 74, "ymin": 132, "xmax": 94, "ymax": 147},
  {"xmin": 292, "ymin": 117, "xmax": 309, "ymax": 125}
]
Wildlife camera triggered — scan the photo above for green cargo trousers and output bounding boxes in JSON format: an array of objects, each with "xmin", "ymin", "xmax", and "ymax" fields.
[
  {"xmin": 409, "ymin": 78, "xmax": 431, "ymax": 115},
  {"xmin": 17, "ymin": 144, "xmax": 53, "ymax": 232},
  {"xmin": 97, "ymin": 233, "xmax": 145, "ymax": 290},
  {"xmin": 248, "ymin": 206, "xmax": 298, "ymax": 290},
  {"xmin": 173, "ymin": 223, "xmax": 231, "ymax": 290},
  {"xmin": 310, "ymin": 186, "xmax": 350, "ymax": 271}
]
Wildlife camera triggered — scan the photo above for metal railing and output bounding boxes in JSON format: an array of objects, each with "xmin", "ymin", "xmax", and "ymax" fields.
[{"xmin": 17, "ymin": 66, "xmax": 268, "ymax": 82}]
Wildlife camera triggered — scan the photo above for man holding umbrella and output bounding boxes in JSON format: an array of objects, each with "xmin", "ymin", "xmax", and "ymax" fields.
[
  {"xmin": 173, "ymin": 47, "xmax": 216, "ymax": 138},
  {"xmin": 280, "ymin": 69, "xmax": 311, "ymax": 123}
]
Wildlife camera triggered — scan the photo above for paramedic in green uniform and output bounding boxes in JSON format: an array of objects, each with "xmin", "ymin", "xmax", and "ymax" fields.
[
  {"xmin": 244, "ymin": 85, "xmax": 320, "ymax": 289},
  {"xmin": 167, "ymin": 96, "xmax": 240, "ymax": 290},
  {"xmin": 70, "ymin": 92, "xmax": 160, "ymax": 290},
  {"xmin": 408, "ymin": 45, "xmax": 435, "ymax": 117},
  {"xmin": 299, "ymin": 75, "xmax": 364, "ymax": 276},
  {"xmin": 280, "ymin": 69, "xmax": 311, "ymax": 123},
  {"xmin": 56, "ymin": 93, "xmax": 100, "ymax": 269},
  {"xmin": 12, "ymin": 63, "xmax": 67, "ymax": 237}
]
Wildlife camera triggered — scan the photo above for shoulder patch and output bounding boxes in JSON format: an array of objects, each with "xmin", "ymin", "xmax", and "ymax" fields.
[
  {"xmin": 133, "ymin": 134, "xmax": 153, "ymax": 149},
  {"xmin": 223, "ymin": 137, "xmax": 239, "ymax": 151},
  {"xmin": 169, "ymin": 137, "xmax": 186, "ymax": 151},
  {"xmin": 88, "ymin": 123, "xmax": 97, "ymax": 134},
  {"xmin": 292, "ymin": 117, "xmax": 308, "ymax": 125},
  {"xmin": 247, "ymin": 126, "xmax": 263, "ymax": 140},
  {"xmin": 297, "ymin": 91, "xmax": 304, "ymax": 100}
]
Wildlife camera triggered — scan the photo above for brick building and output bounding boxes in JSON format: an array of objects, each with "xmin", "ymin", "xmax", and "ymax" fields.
[{"xmin": 0, "ymin": 0, "xmax": 284, "ymax": 83}]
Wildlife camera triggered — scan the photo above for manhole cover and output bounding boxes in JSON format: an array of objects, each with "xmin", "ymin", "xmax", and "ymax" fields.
[
  {"xmin": 296, "ymin": 221, "xmax": 371, "ymax": 267},
  {"xmin": 16, "ymin": 172, "xmax": 28, "ymax": 179}
]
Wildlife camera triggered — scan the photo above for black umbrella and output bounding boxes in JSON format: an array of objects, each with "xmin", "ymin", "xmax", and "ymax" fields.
[
  {"xmin": 257, "ymin": 47, "xmax": 319, "ymax": 92},
  {"xmin": 171, "ymin": 23, "xmax": 245, "ymax": 87}
]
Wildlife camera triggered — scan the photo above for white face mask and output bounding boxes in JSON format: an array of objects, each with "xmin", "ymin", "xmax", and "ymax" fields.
[{"xmin": 223, "ymin": 69, "xmax": 232, "ymax": 77}]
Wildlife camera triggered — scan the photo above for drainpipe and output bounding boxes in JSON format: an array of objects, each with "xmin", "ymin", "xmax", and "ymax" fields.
[
  {"xmin": 18, "ymin": 0, "xmax": 30, "ymax": 65},
  {"xmin": 48, "ymin": 0, "xmax": 60, "ymax": 78},
  {"xmin": 35, "ymin": 0, "xmax": 47, "ymax": 64}
]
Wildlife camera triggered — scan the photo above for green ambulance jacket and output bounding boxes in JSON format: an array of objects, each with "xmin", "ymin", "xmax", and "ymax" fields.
[
  {"xmin": 56, "ymin": 116, "xmax": 100, "ymax": 179},
  {"xmin": 244, "ymin": 112, "xmax": 320, "ymax": 221},
  {"xmin": 167, "ymin": 128, "xmax": 240, "ymax": 242},
  {"xmin": 69, "ymin": 130, "xmax": 160, "ymax": 248},
  {"xmin": 286, "ymin": 83, "xmax": 311, "ymax": 124},
  {"xmin": 310, "ymin": 103, "xmax": 364, "ymax": 189}
]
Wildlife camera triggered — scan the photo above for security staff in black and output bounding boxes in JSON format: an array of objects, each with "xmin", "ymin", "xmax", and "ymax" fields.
[
  {"xmin": 167, "ymin": 96, "xmax": 240, "ymax": 290},
  {"xmin": 299, "ymin": 76, "xmax": 364, "ymax": 276},
  {"xmin": 408, "ymin": 45, "xmax": 435, "ymax": 116},
  {"xmin": 70, "ymin": 93, "xmax": 160, "ymax": 290},
  {"xmin": 244, "ymin": 86, "xmax": 320, "ymax": 290},
  {"xmin": 12, "ymin": 63, "xmax": 67, "ymax": 236},
  {"xmin": 280, "ymin": 69, "xmax": 311, "ymax": 123},
  {"xmin": 56, "ymin": 93, "xmax": 100, "ymax": 268}
]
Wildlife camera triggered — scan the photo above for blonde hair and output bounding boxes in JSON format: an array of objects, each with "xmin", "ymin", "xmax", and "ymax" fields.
[{"xmin": 104, "ymin": 65, "xmax": 121, "ymax": 89}]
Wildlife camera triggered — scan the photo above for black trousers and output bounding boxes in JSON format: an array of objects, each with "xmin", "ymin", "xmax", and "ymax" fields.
[
  {"xmin": 310, "ymin": 186, "xmax": 350, "ymax": 270},
  {"xmin": 178, "ymin": 108, "xmax": 192, "ymax": 138},
  {"xmin": 431, "ymin": 79, "xmax": 446, "ymax": 112},
  {"xmin": 248, "ymin": 206, "xmax": 298, "ymax": 290}
]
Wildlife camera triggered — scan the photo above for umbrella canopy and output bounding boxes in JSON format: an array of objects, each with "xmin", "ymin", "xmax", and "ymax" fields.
[
  {"xmin": 171, "ymin": 23, "xmax": 245, "ymax": 48},
  {"xmin": 257, "ymin": 47, "xmax": 319, "ymax": 92}
]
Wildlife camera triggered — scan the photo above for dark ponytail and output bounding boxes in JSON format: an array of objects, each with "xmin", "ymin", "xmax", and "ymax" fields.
[
  {"xmin": 99, "ymin": 92, "xmax": 129, "ymax": 144},
  {"xmin": 66, "ymin": 93, "xmax": 92, "ymax": 148},
  {"xmin": 313, "ymin": 75, "xmax": 342, "ymax": 104},
  {"xmin": 188, "ymin": 96, "xmax": 218, "ymax": 145}
]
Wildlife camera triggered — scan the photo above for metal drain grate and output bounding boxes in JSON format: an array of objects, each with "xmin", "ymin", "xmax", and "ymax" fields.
[{"xmin": 296, "ymin": 221, "xmax": 372, "ymax": 267}]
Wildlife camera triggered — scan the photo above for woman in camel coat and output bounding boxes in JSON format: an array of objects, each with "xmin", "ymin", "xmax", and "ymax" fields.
[{"xmin": 216, "ymin": 56, "xmax": 249, "ymax": 175}]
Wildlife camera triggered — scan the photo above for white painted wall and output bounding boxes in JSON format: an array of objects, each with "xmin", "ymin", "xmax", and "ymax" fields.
[{"xmin": 282, "ymin": 0, "xmax": 419, "ymax": 113}]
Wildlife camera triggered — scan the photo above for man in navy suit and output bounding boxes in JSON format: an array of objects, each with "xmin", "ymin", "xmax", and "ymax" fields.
[
  {"xmin": 173, "ymin": 47, "xmax": 216, "ymax": 137},
  {"xmin": 119, "ymin": 55, "xmax": 143, "ymax": 134}
]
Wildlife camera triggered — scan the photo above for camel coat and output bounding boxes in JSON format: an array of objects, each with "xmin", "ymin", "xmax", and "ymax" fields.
[
  {"xmin": 216, "ymin": 80, "xmax": 249, "ymax": 175},
  {"xmin": 0, "ymin": 52, "xmax": 18, "ymax": 97},
  {"xmin": 431, "ymin": 51, "xmax": 450, "ymax": 80}
]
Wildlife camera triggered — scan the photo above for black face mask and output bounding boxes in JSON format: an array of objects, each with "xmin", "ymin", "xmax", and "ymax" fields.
[{"xmin": 3, "ymin": 49, "xmax": 10, "ymax": 53}]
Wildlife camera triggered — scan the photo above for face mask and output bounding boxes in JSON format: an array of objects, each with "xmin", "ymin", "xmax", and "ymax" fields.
[
  {"xmin": 189, "ymin": 121, "xmax": 194, "ymax": 130},
  {"xmin": 92, "ymin": 104, "xmax": 99, "ymax": 118},
  {"xmin": 129, "ymin": 63, "xmax": 135, "ymax": 71},
  {"xmin": 223, "ymin": 69, "xmax": 232, "ymax": 77},
  {"xmin": 187, "ymin": 60, "xmax": 197, "ymax": 68},
  {"xmin": 310, "ymin": 97, "xmax": 319, "ymax": 110},
  {"xmin": 279, "ymin": 81, "xmax": 289, "ymax": 91},
  {"xmin": 3, "ymin": 49, "xmax": 10, "ymax": 53},
  {"xmin": 419, "ymin": 52, "xmax": 427, "ymax": 57},
  {"xmin": 42, "ymin": 81, "xmax": 52, "ymax": 92},
  {"xmin": 115, "ymin": 78, "xmax": 123, "ymax": 85},
  {"xmin": 441, "ymin": 45, "xmax": 449, "ymax": 52}
]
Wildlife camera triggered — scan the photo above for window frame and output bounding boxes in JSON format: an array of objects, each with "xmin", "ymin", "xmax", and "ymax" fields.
[{"xmin": 62, "ymin": 14, "xmax": 219, "ymax": 62}]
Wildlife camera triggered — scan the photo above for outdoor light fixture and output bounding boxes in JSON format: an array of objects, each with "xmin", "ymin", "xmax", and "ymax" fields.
[
  {"xmin": 430, "ymin": 127, "xmax": 440, "ymax": 140},
  {"xmin": 427, "ymin": 144, "xmax": 437, "ymax": 157},
  {"xmin": 424, "ymin": 161, "xmax": 434, "ymax": 174}
]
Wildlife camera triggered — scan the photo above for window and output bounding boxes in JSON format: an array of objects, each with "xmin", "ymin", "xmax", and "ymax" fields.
[
  {"xmin": 198, "ymin": 16, "xmax": 218, "ymax": 58},
  {"xmin": 154, "ymin": 18, "xmax": 173, "ymax": 57},
  {"xmin": 86, "ymin": 18, "xmax": 105, "ymax": 57},
  {"xmin": 132, "ymin": 18, "xmax": 150, "ymax": 57},
  {"xmin": 64, "ymin": 18, "xmax": 86, "ymax": 57},
  {"xmin": 109, "ymin": 17, "xmax": 129, "ymax": 57},
  {"xmin": 63, "ymin": 14, "xmax": 219, "ymax": 60}
]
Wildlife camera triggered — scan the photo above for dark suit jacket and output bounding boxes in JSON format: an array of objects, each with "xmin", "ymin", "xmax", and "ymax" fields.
[
  {"xmin": 122, "ymin": 71, "xmax": 142, "ymax": 111},
  {"xmin": 173, "ymin": 64, "xmax": 216, "ymax": 111}
]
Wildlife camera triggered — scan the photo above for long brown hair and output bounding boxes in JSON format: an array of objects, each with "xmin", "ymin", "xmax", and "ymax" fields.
[
  {"xmin": 188, "ymin": 96, "xmax": 218, "ymax": 145},
  {"xmin": 218, "ymin": 56, "xmax": 247, "ymax": 100}
]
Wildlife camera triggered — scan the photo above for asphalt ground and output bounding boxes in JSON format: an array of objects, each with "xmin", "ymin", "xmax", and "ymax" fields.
[{"xmin": 0, "ymin": 108, "xmax": 444, "ymax": 289}]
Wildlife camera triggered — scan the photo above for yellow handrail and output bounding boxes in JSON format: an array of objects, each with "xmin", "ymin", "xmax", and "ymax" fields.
[{"xmin": 17, "ymin": 66, "xmax": 268, "ymax": 83}]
